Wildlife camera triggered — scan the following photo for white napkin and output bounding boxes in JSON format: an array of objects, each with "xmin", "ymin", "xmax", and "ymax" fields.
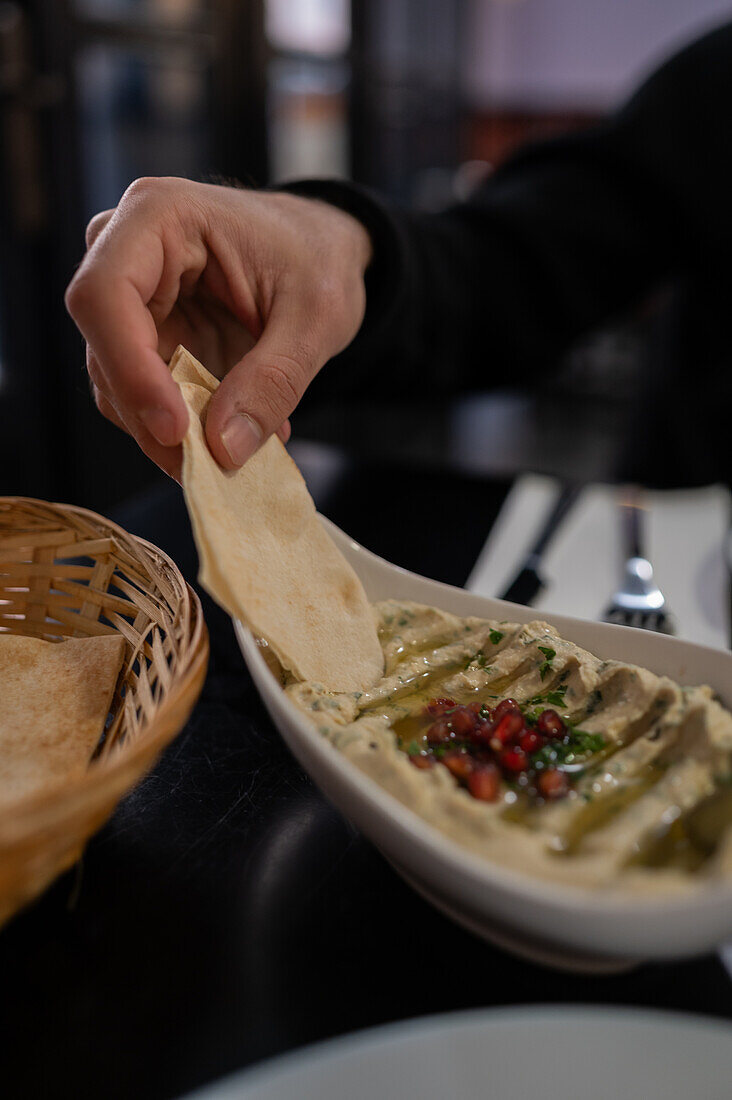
[{"xmin": 467, "ymin": 475, "xmax": 730, "ymax": 650}]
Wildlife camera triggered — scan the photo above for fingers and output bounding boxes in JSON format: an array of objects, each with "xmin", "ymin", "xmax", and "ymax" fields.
[
  {"xmin": 276, "ymin": 418, "xmax": 292, "ymax": 444},
  {"xmin": 66, "ymin": 181, "xmax": 197, "ymax": 448},
  {"xmin": 204, "ymin": 297, "xmax": 319, "ymax": 468},
  {"xmin": 92, "ymin": 383, "xmax": 182, "ymax": 481},
  {"xmin": 90, "ymin": 331, "xmax": 287, "ymax": 478},
  {"xmin": 91, "ymin": 384, "xmax": 127, "ymax": 435},
  {"xmin": 69, "ymin": 277, "xmax": 187, "ymax": 447},
  {"xmin": 87, "ymin": 347, "xmax": 128, "ymax": 430},
  {"xmin": 88, "ymin": 347, "xmax": 183, "ymax": 481},
  {"xmin": 69, "ymin": 181, "xmax": 361, "ymax": 474}
]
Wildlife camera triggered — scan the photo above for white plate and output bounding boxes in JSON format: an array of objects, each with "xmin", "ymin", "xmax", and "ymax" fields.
[
  {"xmin": 235, "ymin": 517, "xmax": 732, "ymax": 968},
  {"xmin": 185, "ymin": 1006, "xmax": 732, "ymax": 1099}
]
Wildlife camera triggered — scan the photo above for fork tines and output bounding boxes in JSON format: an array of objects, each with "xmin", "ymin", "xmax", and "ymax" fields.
[{"xmin": 602, "ymin": 607, "xmax": 674, "ymax": 634}]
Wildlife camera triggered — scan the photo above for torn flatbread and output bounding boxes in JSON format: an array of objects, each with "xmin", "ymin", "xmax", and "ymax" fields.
[{"xmin": 170, "ymin": 345, "xmax": 383, "ymax": 692}]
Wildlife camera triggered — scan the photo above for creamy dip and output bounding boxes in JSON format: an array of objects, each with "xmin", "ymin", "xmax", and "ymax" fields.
[{"xmin": 285, "ymin": 600, "xmax": 732, "ymax": 894}]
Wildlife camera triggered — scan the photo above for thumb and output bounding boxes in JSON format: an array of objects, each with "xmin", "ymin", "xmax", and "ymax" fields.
[{"xmin": 204, "ymin": 301, "xmax": 322, "ymax": 469}]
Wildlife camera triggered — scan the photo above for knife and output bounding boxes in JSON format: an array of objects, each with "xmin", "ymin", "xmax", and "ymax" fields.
[{"xmin": 498, "ymin": 482, "xmax": 583, "ymax": 605}]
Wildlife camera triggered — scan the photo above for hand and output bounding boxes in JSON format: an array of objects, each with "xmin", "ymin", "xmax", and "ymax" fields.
[{"xmin": 65, "ymin": 177, "xmax": 372, "ymax": 478}]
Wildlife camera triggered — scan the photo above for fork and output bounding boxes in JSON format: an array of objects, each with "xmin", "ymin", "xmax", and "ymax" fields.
[{"xmin": 602, "ymin": 491, "xmax": 675, "ymax": 634}]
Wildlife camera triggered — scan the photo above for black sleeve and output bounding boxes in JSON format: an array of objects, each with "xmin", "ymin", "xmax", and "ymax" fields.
[{"xmin": 282, "ymin": 21, "xmax": 732, "ymax": 396}]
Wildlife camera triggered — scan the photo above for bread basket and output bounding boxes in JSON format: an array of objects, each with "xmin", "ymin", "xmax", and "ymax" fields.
[{"xmin": 0, "ymin": 496, "xmax": 209, "ymax": 925}]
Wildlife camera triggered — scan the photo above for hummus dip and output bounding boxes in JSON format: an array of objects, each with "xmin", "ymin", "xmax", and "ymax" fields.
[{"xmin": 285, "ymin": 600, "xmax": 732, "ymax": 895}]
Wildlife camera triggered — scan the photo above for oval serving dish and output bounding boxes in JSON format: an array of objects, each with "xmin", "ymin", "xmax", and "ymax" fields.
[{"xmin": 236, "ymin": 516, "xmax": 732, "ymax": 971}]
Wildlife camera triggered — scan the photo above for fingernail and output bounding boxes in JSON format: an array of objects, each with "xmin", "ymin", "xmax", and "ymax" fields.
[
  {"xmin": 221, "ymin": 413, "xmax": 262, "ymax": 467},
  {"xmin": 140, "ymin": 406, "xmax": 178, "ymax": 447}
]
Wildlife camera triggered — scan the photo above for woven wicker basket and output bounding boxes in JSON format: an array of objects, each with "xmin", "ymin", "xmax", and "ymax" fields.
[{"xmin": 0, "ymin": 496, "xmax": 209, "ymax": 925}]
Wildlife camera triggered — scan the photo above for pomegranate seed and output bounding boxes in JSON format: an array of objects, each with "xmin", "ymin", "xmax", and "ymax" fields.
[
  {"xmin": 449, "ymin": 707, "xmax": 477, "ymax": 737},
  {"xmin": 467, "ymin": 700, "xmax": 486, "ymax": 716},
  {"xmin": 468, "ymin": 763, "xmax": 501, "ymax": 802},
  {"xmin": 425, "ymin": 697, "xmax": 457, "ymax": 717},
  {"xmin": 410, "ymin": 754, "xmax": 434, "ymax": 770},
  {"xmin": 500, "ymin": 747, "xmax": 529, "ymax": 773},
  {"xmin": 426, "ymin": 717, "xmax": 452, "ymax": 744},
  {"xmin": 537, "ymin": 768, "xmax": 569, "ymax": 799},
  {"xmin": 493, "ymin": 698, "xmax": 521, "ymax": 720},
  {"xmin": 519, "ymin": 730, "xmax": 545, "ymax": 754},
  {"xmin": 442, "ymin": 749, "xmax": 474, "ymax": 782},
  {"xmin": 536, "ymin": 709, "xmax": 566, "ymax": 739},
  {"xmin": 489, "ymin": 712, "xmax": 524, "ymax": 749},
  {"xmin": 472, "ymin": 718, "xmax": 495, "ymax": 746}
]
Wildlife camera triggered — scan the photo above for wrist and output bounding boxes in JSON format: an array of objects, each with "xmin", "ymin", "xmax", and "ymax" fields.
[
  {"xmin": 318, "ymin": 197, "xmax": 373, "ymax": 275},
  {"xmin": 272, "ymin": 178, "xmax": 406, "ymax": 359},
  {"xmin": 268, "ymin": 187, "xmax": 373, "ymax": 275}
]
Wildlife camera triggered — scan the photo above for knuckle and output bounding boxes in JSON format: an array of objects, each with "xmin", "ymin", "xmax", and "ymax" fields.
[
  {"xmin": 65, "ymin": 271, "xmax": 95, "ymax": 316},
  {"xmin": 123, "ymin": 176, "xmax": 159, "ymax": 201},
  {"xmin": 121, "ymin": 176, "xmax": 198, "ymax": 237},
  {"xmin": 85, "ymin": 210, "xmax": 111, "ymax": 249},
  {"xmin": 122, "ymin": 175, "xmax": 179, "ymax": 207},
  {"xmin": 257, "ymin": 356, "xmax": 306, "ymax": 416}
]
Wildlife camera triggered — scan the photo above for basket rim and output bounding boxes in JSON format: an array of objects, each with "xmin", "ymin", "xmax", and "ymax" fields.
[{"xmin": 0, "ymin": 494, "xmax": 209, "ymax": 837}]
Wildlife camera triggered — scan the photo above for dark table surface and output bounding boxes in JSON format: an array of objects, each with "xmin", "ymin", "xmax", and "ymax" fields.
[{"xmin": 3, "ymin": 453, "xmax": 732, "ymax": 1100}]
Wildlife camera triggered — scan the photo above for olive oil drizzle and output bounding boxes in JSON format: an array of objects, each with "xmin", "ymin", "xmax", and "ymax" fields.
[
  {"xmin": 376, "ymin": 642, "xmax": 716, "ymax": 870},
  {"xmin": 629, "ymin": 782, "xmax": 732, "ymax": 872},
  {"xmin": 312, "ymin": 602, "xmax": 732, "ymax": 876}
]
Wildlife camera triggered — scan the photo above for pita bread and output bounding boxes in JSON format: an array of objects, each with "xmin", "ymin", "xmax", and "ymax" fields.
[
  {"xmin": 170, "ymin": 345, "xmax": 383, "ymax": 691},
  {"xmin": 0, "ymin": 633, "xmax": 124, "ymax": 808}
]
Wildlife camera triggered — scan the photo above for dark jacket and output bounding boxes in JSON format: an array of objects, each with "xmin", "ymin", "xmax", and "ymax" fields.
[{"xmin": 286, "ymin": 22, "xmax": 732, "ymax": 486}]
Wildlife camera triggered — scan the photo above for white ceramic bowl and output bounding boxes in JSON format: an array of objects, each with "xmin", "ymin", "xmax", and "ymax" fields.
[
  {"xmin": 235, "ymin": 517, "xmax": 732, "ymax": 970},
  {"xmin": 186, "ymin": 1005, "xmax": 732, "ymax": 1100}
]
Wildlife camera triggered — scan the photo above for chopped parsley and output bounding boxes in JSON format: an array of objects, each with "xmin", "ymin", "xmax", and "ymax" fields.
[
  {"xmin": 538, "ymin": 645, "xmax": 556, "ymax": 680},
  {"xmin": 465, "ymin": 652, "xmax": 493, "ymax": 672},
  {"xmin": 489, "ymin": 629, "xmax": 504, "ymax": 645},
  {"xmin": 545, "ymin": 684, "xmax": 569, "ymax": 708},
  {"xmin": 525, "ymin": 692, "xmax": 546, "ymax": 708},
  {"xmin": 523, "ymin": 684, "xmax": 572, "ymax": 710},
  {"xmin": 530, "ymin": 728, "xmax": 605, "ymax": 771}
]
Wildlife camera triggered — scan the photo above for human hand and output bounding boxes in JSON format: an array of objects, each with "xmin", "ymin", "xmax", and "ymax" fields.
[{"xmin": 65, "ymin": 177, "xmax": 372, "ymax": 478}]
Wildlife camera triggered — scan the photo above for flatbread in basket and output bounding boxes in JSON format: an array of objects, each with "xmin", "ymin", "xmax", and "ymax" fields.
[
  {"xmin": 0, "ymin": 498, "xmax": 208, "ymax": 925},
  {"xmin": 0, "ymin": 633, "xmax": 124, "ymax": 809}
]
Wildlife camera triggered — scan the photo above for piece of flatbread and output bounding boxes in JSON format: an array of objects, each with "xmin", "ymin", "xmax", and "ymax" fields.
[
  {"xmin": 0, "ymin": 633, "xmax": 124, "ymax": 809},
  {"xmin": 170, "ymin": 345, "xmax": 383, "ymax": 692}
]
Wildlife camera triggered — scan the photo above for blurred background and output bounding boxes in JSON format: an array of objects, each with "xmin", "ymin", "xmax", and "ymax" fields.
[{"xmin": 0, "ymin": 0, "xmax": 729, "ymax": 512}]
